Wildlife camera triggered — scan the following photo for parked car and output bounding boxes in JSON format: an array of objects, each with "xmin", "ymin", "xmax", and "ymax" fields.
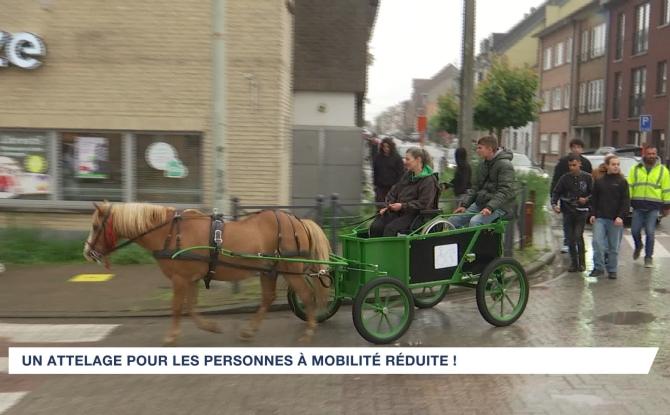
[
  {"xmin": 511, "ymin": 152, "xmax": 549, "ymax": 178},
  {"xmin": 583, "ymin": 145, "xmax": 642, "ymax": 161}
]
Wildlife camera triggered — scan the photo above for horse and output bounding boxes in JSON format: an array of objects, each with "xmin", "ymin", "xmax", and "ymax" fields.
[{"xmin": 83, "ymin": 202, "xmax": 332, "ymax": 345}]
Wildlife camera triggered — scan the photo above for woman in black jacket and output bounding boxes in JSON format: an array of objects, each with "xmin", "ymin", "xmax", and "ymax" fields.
[
  {"xmin": 441, "ymin": 147, "xmax": 472, "ymax": 206},
  {"xmin": 369, "ymin": 147, "xmax": 439, "ymax": 237},
  {"xmin": 373, "ymin": 138, "xmax": 405, "ymax": 203}
]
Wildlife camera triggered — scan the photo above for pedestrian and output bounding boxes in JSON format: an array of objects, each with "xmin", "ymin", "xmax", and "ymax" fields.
[
  {"xmin": 448, "ymin": 136, "xmax": 515, "ymax": 228},
  {"xmin": 440, "ymin": 147, "xmax": 472, "ymax": 209},
  {"xmin": 372, "ymin": 137, "xmax": 405, "ymax": 203},
  {"xmin": 627, "ymin": 145, "xmax": 670, "ymax": 268},
  {"xmin": 551, "ymin": 154, "xmax": 593, "ymax": 272},
  {"xmin": 589, "ymin": 155, "xmax": 630, "ymax": 279},
  {"xmin": 551, "ymin": 138, "xmax": 593, "ymax": 254},
  {"xmin": 369, "ymin": 147, "xmax": 439, "ymax": 237},
  {"xmin": 363, "ymin": 132, "xmax": 380, "ymax": 164}
]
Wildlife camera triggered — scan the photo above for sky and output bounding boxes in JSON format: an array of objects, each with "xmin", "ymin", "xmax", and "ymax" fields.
[{"xmin": 366, "ymin": 0, "xmax": 546, "ymax": 121}]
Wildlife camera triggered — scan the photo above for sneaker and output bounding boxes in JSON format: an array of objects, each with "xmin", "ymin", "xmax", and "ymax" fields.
[
  {"xmin": 633, "ymin": 247, "xmax": 642, "ymax": 260},
  {"xmin": 561, "ymin": 245, "xmax": 569, "ymax": 253},
  {"xmin": 644, "ymin": 257, "xmax": 653, "ymax": 268},
  {"xmin": 608, "ymin": 272, "xmax": 618, "ymax": 279},
  {"xmin": 589, "ymin": 269, "xmax": 604, "ymax": 277}
]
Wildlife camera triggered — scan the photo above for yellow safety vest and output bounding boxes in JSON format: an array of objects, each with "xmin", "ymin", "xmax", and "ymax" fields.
[{"xmin": 627, "ymin": 162, "xmax": 670, "ymax": 207}]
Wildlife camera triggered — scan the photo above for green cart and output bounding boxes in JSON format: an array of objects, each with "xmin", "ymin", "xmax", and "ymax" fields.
[{"xmin": 288, "ymin": 217, "xmax": 529, "ymax": 344}]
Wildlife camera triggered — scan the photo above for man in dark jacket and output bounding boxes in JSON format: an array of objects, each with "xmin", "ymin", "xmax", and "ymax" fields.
[
  {"xmin": 589, "ymin": 155, "xmax": 630, "ymax": 279},
  {"xmin": 551, "ymin": 138, "xmax": 593, "ymax": 253},
  {"xmin": 551, "ymin": 154, "xmax": 593, "ymax": 272},
  {"xmin": 448, "ymin": 136, "xmax": 516, "ymax": 228}
]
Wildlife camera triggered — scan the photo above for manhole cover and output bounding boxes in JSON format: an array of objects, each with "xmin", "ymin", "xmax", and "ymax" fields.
[{"xmin": 597, "ymin": 311, "xmax": 656, "ymax": 325}]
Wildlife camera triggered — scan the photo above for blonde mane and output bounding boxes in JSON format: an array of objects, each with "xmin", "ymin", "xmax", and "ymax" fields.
[{"xmin": 107, "ymin": 203, "xmax": 173, "ymax": 237}]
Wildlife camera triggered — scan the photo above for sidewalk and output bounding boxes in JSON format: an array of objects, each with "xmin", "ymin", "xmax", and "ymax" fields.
[{"xmin": 0, "ymin": 224, "xmax": 558, "ymax": 319}]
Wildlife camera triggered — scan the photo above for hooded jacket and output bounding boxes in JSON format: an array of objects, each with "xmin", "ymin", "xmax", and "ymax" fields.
[
  {"xmin": 627, "ymin": 158, "xmax": 670, "ymax": 211},
  {"xmin": 462, "ymin": 148, "xmax": 516, "ymax": 212},
  {"xmin": 385, "ymin": 165, "xmax": 439, "ymax": 214},
  {"xmin": 373, "ymin": 152, "xmax": 404, "ymax": 188}
]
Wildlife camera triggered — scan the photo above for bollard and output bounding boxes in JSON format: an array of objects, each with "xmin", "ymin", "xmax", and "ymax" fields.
[
  {"xmin": 315, "ymin": 194, "xmax": 324, "ymax": 226},
  {"xmin": 230, "ymin": 196, "xmax": 240, "ymax": 293},
  {"xmin": 329, "ymin": 194, "xmax": 339, "ymax": 254},
  {"xmin": 524, "ymin": 196, "xmax": 534, "ymax": 247}
]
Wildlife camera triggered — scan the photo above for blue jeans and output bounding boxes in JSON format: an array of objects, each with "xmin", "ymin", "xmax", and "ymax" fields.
[
  {"xmin": 631, "ymin": 209, "xmax": 659, "ymax": 259},
  {"xmin": 592, "ymin": 218, "xmax": 624, "ymax": 273},
  {"xmin": 448, "ymin": 202, "xmax": 507, "ymax": 228}
]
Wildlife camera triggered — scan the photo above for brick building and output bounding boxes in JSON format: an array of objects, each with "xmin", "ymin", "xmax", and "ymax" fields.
[{"xmin": 604, "ymin": 0, "xmax": 670, "ymax": 158}]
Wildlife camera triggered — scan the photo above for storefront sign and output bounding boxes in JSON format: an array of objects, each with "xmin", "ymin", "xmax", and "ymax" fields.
[
  {"xmin": 0, "ymin": 31, "xmax": 46, "ymax": 70},
  {"xmin": 75, "ymin": 137, "xmax": 109, "ymax": 179},
  {"xmin": 146, "ymin": 142, "xmax": 188, "ymax": 179}
]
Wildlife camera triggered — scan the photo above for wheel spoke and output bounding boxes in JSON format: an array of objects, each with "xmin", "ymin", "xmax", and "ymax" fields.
[
  {"xmin": 504, "ymin": 292, "xmax": 517, "ymax": 310},
  {"xmin": 382, "ymin": 313, "xmax": 394, "ymax": 332},
  {"xmin": 362, "ymin": 302, "xmax": 380, "ymax": 312},
  {"xmin": 364, "ymin": 312, "xmax": 380, "ymax": 325}
]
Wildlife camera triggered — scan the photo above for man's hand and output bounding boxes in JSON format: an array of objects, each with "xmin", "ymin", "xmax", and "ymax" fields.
[
  {"xmin": 453, "ymin": 206, "xmax": 466, "ymax": 214},
  {"xmin": 480, "ymin": 207, "xmax": 492, "ymax": 216},
  {"xmin": 553, "ymin": 205, "xmax": 561, "ymax": 214},
  {"xmin": 379, "ymin": 207, "xmax": 387, "ymax": 215},
  {"xmin": 589, "ymin": 216, "xmax": 595, "ymax": 225},
  {"xmin": 614, "ymin": 217, "xmax": 624, "ymax": 227},
  {"xmin": 388, "ymin": 203, "xmax": 403, "ymax": 212},
  {"xmin": 578, "ymin": 197, "xmax": 587, "ymax": 205}
]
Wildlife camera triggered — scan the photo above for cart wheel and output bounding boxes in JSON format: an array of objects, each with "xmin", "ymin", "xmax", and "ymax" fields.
[
  {"xmin": 411, "ymin": 284, "xmax": 449, "ymax": 308},
  {"xmin": 287, "ymin": 285, "xmax": 341, "ymax": 323},
  {"xmin": 476, "ymin": 257, "xmax": 529, "ymax": 327},
  {"xmin": 421, "ymin": 218, "xmax": 455, "ymax": 234},
  {"xmin": 352, "ymin": 277, "xmax": 415, "ymax": 344}
]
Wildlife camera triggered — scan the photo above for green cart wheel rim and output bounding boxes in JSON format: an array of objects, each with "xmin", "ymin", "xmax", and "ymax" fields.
[
  {"xmin": 476, "ymin": 257, "xmax": 529, "ymax": 326},
  {"xmin": 353, "ymin": 278, "xmax": 414, "ymax": 344},
  {"xmin": 411, "ymin": 284, "xmax": 449, "ymax": 308}
]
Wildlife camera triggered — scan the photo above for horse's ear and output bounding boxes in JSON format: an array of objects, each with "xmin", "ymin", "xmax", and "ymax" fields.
[{"xmin": 93, "ymin": 201, "xmax": 101, "ymax": 211}]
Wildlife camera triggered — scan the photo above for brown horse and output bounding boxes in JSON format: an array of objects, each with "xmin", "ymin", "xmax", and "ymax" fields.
[{"xmin": 83, "ymin": 202, "xmax": 331, "ymax": 345}]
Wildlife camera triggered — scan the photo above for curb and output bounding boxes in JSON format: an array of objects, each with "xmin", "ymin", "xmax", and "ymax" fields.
[{"xmin": 0, "ymin": 250, "xmax": 558, "ymax": 320}]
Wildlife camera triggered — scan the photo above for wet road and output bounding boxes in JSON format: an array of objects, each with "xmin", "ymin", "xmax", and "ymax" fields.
[{"xmin": 2, "ymin": 225, "xmax": 670, "ymax": 414}]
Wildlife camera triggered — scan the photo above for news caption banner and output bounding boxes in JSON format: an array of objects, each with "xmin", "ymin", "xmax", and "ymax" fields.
[{"xmin": 9, "ymin": 347, "xmax": 657, "ymax": 375}]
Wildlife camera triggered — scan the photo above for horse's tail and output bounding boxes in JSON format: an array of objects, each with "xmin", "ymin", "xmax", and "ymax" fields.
[{"xmin": 301, "ymin": 218, "xmax": 331, "ymax": 309}]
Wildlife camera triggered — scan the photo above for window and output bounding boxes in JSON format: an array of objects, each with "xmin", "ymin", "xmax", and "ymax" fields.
[
  {"xmin": 578, "ymin": 82, "xmax": 587, "ymax": 113},
  {"xmin": 566, "ymin": 37, "xmax": 573, "ymax": 63},
  {"xmin": 136, "ymin": 134, "xmax": 202, "ymax": 203},
  {"xmin": 550, "ymin": 133, "xmax": 561, "ymax": 155},
  {"xmin": 629, "ymin": 67, "xmax": 647, "ymax": 117},
  {"xmin": 60, "ymin": 132, "xmax": 123, "ymax": 201},
  {"xmin": 552, "ymin": 87, "xmax": 562, "ymax": 110},
  {"xmin": 657, "ymin": 61, "xmax": 667, "ymax": 94},
  {"xmin": 542, "ymin": 90, "xmax": 551, "ymax": 112},
  {"xmin": 0, "ymin": 132, "xmax": 51, "ymax": 200},
  {"xmin": 633, "ymin": 2, "xmax": 650, "ymax": 55},
  {"xmin": 555, "ymin": 42, "xmax": 564, "ymax": 66},
  {"xmin": 613, "ymin": 72, "xmax": 623, "ymax": 119},
  {"xmin": 628, "ymin": 130, "xmax": 641, "ymax": 145},
  {"xmin": 543, "ymin": 47, "xmax": 552, "ymax": 70},
  {"xmin": 540, "ymin": 134, "xmax": 550, "ymax": 154},
  {"xmin": 662, "ymin": 0, "xmax": 670, "ymax": 25},
  {"xmin": 563, "ymin": 85, "xmax": 571, "ymax": 109},
  {"xmin": 581, "ymin": 29, "xmax": 590, "ymax": 61},
  {"xmin": 612, "ymin": 130, "xmax": 619, "ymax": 147},
  {"xmin": 591, "ymin": 23, "xmax": 606, "ymax": 58},
  {"xmin": 587, "ymin": 79, "xmax": 604, "ymax": 112},
  {"xmin": 615, "ymin": 13, "xmax": 625, "ymax": 60}
]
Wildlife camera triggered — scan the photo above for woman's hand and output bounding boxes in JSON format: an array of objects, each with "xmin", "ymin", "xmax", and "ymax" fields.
[
  {"xmin": 453, "ymin": 207, "xmax": 466, "ymax": 214},
  {"xmin": 388, "ymin": 203, "xmax": 403, "ymax": 212},
  {"xmin": 379, "ymin": 207, "xmax": 388, "ymax": 215},
  {"xmin": 614, "ymin": 217, "xmax": 624, "ymax": 227}
]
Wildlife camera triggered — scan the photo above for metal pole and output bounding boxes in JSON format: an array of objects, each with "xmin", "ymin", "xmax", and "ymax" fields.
[
  {"xmin": 315, "ymin": 194, "xmax": 324, "ymax": 226},
  {"xmin": 212, "ymin": 0, "xmax": 227, "ymax": 213},
  {"xmin": 518, "ymin": 184, "xmax": 527, "ymax": 250},
  {"xmin": 458, "ymin": 0, "xmax": 476, "ymax": 148},
  {"xmin": 330, "ymin": 194, "xmax": 339, "ymax": 254},
  {"xmin": 230, "ymin": 196, "xmax": 240, "ymax": 294}
]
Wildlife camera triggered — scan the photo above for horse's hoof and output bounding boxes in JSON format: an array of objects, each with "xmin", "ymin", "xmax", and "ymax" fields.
[
  {"xmin": 202, "ymin": 321, "xmax": 222, "ymax": 334},
  {"xmin": 238, "ymin": 329, "xmax": 255, "ymax": 341},
  {"xmin": 163, "ymin": 336, "xmax": 177, "ymax": 347}
]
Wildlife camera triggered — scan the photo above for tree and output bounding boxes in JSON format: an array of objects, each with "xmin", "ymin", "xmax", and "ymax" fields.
[
  {"xmin": 429, "ymin": 93, "xmax": 459, "ymax": 137},
  {"xmin": 474, "ymin": 57, "xmax": 540, "ymax": 141}
]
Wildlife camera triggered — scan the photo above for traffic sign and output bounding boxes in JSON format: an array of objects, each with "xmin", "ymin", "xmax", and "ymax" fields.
[{"xmin": 640, "ymin": 115, "xmax": 652, "ymax": 132}]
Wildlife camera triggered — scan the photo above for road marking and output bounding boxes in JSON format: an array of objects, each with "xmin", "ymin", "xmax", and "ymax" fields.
[
  {"xmin": 69, "ymin": 273, "xmax": 114, "ymax": 282},
  {"xmin": 0, "ymin": 358, "xmax": 6, "ymax": 373},
  {"xmin": 0, "ymin": 392, "xmax": 28, "ymax": 415},
  {"xmin": 0, "ymin": 323, "xmax": 118, "ymax": 343},
  {"xmin": 623, "ymin": 236, "xmax": 670, "ymax": 258}
]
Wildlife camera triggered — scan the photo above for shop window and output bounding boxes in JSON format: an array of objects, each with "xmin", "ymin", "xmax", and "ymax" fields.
[
  {"xmin": 136, "ymin": 134, "xmax": 202, "ymax": 203},
  {"xmin": 61, "ymin": 132, "xmax": 123, "ymax": 201},
  {"xmin": 0, "ymin": 131, "xmax": 51, "ymax": 200}
]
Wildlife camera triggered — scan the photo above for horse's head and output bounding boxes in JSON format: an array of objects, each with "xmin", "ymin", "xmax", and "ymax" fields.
[{"xmin": 83, "ymin": 201, "xmax": 116, "ymax": 266}]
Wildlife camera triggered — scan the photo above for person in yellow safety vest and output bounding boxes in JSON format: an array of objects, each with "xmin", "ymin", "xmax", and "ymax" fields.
[{"xmin": 627, "ymin": 145, "xmax": 670, "ymax": 268}]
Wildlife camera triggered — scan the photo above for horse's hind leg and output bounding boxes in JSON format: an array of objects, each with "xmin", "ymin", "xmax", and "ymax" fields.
[
  {"xmin": 186, "ymin": 278, "xmax": 221, "ymax": 334},
  {"xmin": 239, "ymin": 272, "xmax": 277, "ymax": 341},
  {"xmin": 164, "ymin": 274, "xmax": 188, "ymax": 346},
  {"xmin": 285, "ymin": 275, "xmax": 317, "ymax": 343}
]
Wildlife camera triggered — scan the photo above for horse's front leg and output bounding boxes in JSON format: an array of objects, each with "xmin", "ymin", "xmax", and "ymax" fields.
[
  {"xmin": 187, "ymin": 278, "xmax": 221, "ymax": 334},
  {"xmin": 239, "ymin": 272, "xmax": 277, "ymax": 341},
  {"xmin": 164, "ymin": 274, "xmax": 188, "ymax": 346}
]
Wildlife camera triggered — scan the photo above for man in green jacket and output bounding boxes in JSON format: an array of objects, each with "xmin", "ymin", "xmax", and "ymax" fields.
[
  {"xmin": 448, "ymin": 135, "xmax": 516, "ymax": 228},
  {"xmin": 628, "ymin": 145, "xmax": 670, "ymax": 268}
]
